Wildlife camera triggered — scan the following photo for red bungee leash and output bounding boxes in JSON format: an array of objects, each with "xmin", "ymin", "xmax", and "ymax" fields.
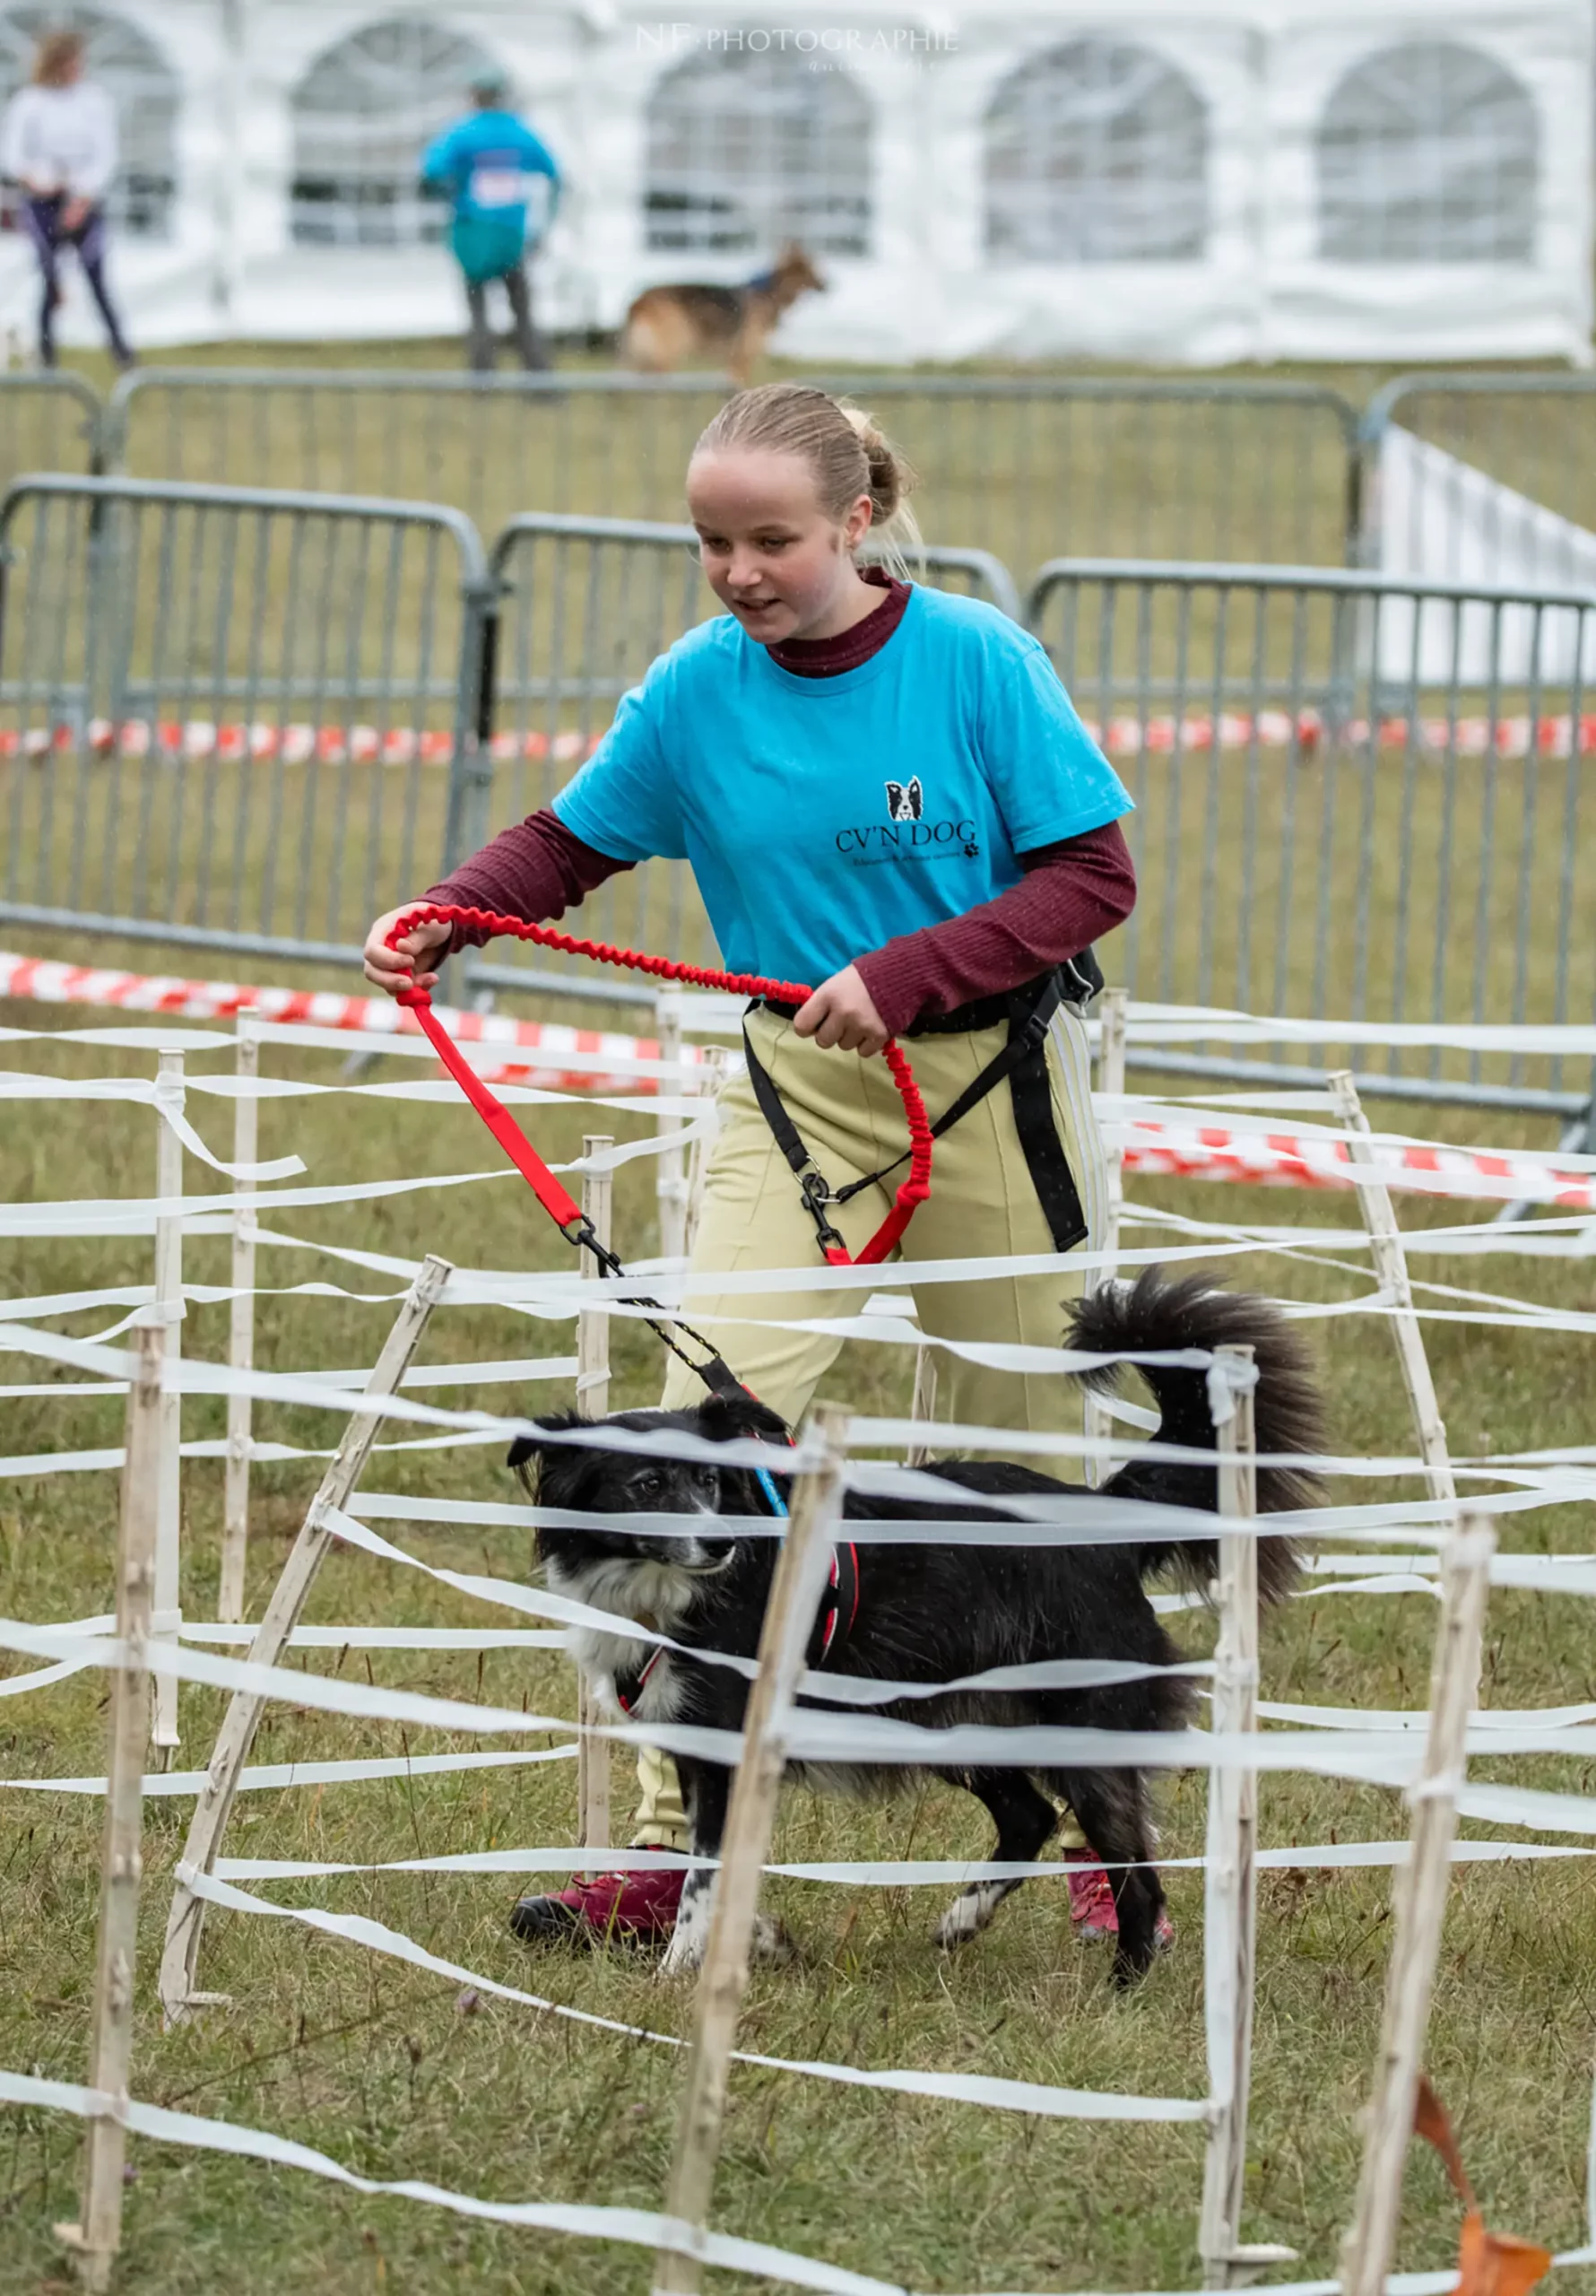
[
  {"xmin": 386, "ymin": 904, "xmax": 934, "ymax": 1270},
  {"xmin": 393, "ymin": 905, "xmax": 877, "ymax": 1638}
]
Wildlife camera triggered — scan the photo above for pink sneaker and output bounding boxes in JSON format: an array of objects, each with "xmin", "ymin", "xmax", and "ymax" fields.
[
  {"xmin": 508, "ymin": 1863, "xmax": 684, "ymax": 1946},
  {"xmin": 1064, "ymin": 1848, "xmax": 1175, "ymax": 1952}
]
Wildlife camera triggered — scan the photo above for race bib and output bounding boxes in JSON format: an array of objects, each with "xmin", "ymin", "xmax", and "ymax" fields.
[{"xmin": 471, "ymin": 167, "xmax": 526, "ymax": 210}]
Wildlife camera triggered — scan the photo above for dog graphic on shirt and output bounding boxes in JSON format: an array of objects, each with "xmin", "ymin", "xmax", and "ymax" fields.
[{"xmin": 885, "ymin": 777, "xmax": 924, "ymax": 822}]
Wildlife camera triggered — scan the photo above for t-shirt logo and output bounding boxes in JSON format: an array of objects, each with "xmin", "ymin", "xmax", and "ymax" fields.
[{"xmin": 884, "ymin": 776, "xmax": 924, "ymax": 822}]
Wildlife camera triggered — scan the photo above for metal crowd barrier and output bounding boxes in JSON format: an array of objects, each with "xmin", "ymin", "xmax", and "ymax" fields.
[
  {"xmin": 1028, "ymin": 557, "xmax": 1596, "ymax": 1118},
  {"xmin": 0, "ymin": 370, "xmax": 102, "ymax": 492},
  {"xmin": 0, "ymin": 473, "xmax": 494, "ymax": 970},
  {"xmin": 3, "ymin": 469, "xmax": 1592, "ymax": 1129},
  {"xmin": 1359, "ymin": 371, "xmax": 1596, "ymax": 584},
  {"xmin": 36, "ymin": 366, "xmax": 1596, "ymax": 596},
  {"xmin": 102, "ymin": 367, "xmax": 1362, "ymax": 578}
]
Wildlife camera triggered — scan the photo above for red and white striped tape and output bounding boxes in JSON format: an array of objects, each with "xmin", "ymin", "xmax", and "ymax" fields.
[
  {"xmin": 1087, "ymin": 709, "xmax": 1596, "ymax": 761},
  {"xmin": 1117, "ymin": 1119, "xmax": 1596, "ymax": 1210},
  {"xmin": 4, "ymin": 947, "xmax": 1592, "ymax": 1208},
  {"xmin": 4, "ymin": 710, "xmax": 1592, "ymax": 767},
  {"xmin": 0, "ymin": 721, "xmax": 608, "ymax": 767},
  {"xmin": 0, "ymin": 951, "xmax": 694, "ymax": 1096}
]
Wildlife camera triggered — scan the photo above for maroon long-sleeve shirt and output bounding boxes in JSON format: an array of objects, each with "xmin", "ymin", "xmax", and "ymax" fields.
[{"xmin": 427, "ymin": 573, "xmax": 1136, "ymax": 1036}]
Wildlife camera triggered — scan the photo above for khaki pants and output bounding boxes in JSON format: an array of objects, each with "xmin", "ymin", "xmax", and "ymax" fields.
[{"xmin": 631, "ymin": 1000, "xmax": 1107, "ymax": 1854}]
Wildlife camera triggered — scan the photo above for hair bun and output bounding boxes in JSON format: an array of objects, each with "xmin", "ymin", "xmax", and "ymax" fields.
[{"xmin": 840, "ymin": 404, "xmax": 914, "ymax": 524}]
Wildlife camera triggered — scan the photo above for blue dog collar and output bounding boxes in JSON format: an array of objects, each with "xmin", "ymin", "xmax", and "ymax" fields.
[{"xmin": 753, "ymin": 1465, "xmax": 788, "ymax": 1517}]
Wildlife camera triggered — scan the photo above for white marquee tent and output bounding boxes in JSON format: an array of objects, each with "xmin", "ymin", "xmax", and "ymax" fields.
[{"xmin": 0, "ymin": 0, "xmax": 1589, "ymax": 364}]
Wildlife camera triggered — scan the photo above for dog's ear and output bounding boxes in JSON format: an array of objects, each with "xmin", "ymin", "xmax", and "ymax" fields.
[
  {"xmin": 507, "ymin": 1409, "xmax": 586, "ymax": 1492},
  {"xmin": 695, "ymin": 1388, "xmax": 791, "ymax": 1448}
]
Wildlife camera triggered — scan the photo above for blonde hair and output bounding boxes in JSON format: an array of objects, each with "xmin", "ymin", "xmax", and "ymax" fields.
[
  {"xmin": 33, "ymin": 30, "xmax": 83, "ymax": 86},
  {"xmin": 691, "ymin": 382, "xmax": 924, "ymax": 581}
]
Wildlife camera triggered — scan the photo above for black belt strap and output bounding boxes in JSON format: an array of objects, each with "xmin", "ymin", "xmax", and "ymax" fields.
[{"xmin": 742, "ymin": 967, "xmax": 1088, "ymax": 1257}]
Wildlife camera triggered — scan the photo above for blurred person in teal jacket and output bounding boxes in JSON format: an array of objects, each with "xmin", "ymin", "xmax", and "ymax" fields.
[{"xmin": 421, "ymin": 66, "xmax": 561, "ymax": 372}]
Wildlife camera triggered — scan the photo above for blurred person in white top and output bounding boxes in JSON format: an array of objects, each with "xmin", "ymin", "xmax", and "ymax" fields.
[{"xmin": 1, "ymin": 28, "xmax": 132, "ymax": 368}]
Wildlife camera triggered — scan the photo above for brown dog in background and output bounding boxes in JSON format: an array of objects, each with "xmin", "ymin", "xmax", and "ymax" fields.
[{"xmin": 621, "ymin": 245, "xmax": 825, "ymax": 387}]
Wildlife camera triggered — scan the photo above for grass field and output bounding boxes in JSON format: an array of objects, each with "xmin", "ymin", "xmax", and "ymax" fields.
[
  {"xmin": 2, "ymin": 335, "xmax": 1594, "ymax": 2296},
  {"xmin": 2, "ymin": 1018, "xmax": 1594, "ymax": 2296}
]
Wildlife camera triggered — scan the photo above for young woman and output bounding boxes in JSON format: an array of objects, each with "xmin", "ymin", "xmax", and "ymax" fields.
[
  {"xmin": 364, "ymin": 382, "xmax": 1154, "ymax": 1953},
  {"xmin": 1, "ymin": 30, "xmax": 133, "ymax": 370}
]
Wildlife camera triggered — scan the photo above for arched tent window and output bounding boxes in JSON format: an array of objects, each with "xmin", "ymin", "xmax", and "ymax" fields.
[
  {"xmin": 0, "ymin": 5, "xmax": 177, "ymax": 238},
  {"xmin": 1318, "ymin": 42, "xmax": 1537, "ymax": 262},
  {"xmin": 645, "ymin": 44, "xmax": 871, "ymax": 256},
  {"xmin": 984, "ymin": 38, "xmax": 1208, "ymax": 263},
  {"xmin": 291, "ymin": 18, "xmax": 504, "ymax": 248}
]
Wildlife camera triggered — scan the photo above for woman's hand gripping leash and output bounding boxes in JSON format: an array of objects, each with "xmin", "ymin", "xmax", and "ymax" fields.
[{"xmin": 792, "ymin": 961, "xmax": 890, "ymax": 1057}]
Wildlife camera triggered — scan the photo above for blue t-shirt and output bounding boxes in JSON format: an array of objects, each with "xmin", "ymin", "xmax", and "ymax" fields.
[
  {"xmin": 420, "ymin": 109, "xmax": 560, "ymax": 240},
  {"xmin": 551, "ymin": 586, "xmax": 1132, "ymax": 989}
]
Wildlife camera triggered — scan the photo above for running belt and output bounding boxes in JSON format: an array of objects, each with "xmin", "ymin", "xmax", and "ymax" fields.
[{"xmin": 743, "ymin": 955, "xmax": 1102, "ymax": 1261}]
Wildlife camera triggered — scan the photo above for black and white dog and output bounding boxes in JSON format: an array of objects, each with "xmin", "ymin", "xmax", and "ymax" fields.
[{"xmin": 509, "ymin": 1271, "xmax": 1323, "ymax": 1987}]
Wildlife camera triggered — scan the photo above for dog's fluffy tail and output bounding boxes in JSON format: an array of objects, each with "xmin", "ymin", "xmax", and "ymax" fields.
[{"xmin": 1068, "ymin": 1269, "xmax": 1325, "ymax": 1605}]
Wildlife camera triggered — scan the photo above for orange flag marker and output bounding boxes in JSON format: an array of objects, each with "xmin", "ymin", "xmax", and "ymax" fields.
[{"xmin": 1413, "ymin": 2076, "xmax": 1553, "ymax": 2296}]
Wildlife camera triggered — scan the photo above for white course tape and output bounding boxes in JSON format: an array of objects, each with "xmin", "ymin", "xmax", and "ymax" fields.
[
  {"xmin": 1454, "ymin": 1781, "xmax": 1596, "ymax": 1836},
  {"xmin": 0, "ymin": 1378, "xmax": 125, "ymax": 1397},
  {"xmin": 1258, "ymin": 1698, "xmax": 1596, "ymax": 1733},
  {"xmin": 21, "ymin": 2062, "xmax": 1389, "ymax": 2296},
  {"xmin": 15, "ymin": 1613, "xmax": 1573, "ymax": 1787},
  {"xmin": 0, "ymin": 2066, "xmax": 903, "ymax": 2296},
  {"xmin": 0, "ymin": 1164, "xmax": 514, "ymax": 1239},
  {"xmin": 1, "ymin": 1616, "xmax": 566, "ymax": 1665},
  {"xmin": 185, "ymin": 1866, "xmax": 1209, "ymax": 2126},
  {"xmin": 16, "ymin": 1311, "xmax": 1596, "ymax": 1543},
  {"xmin": 0, "ymin": 1021, "xmax": 238, "ymax": 1052},
  {"xmin": 0, "ymin": 1429, "xmax": 516, "ymax": 1480},
  {"xmin": 324, "ymin": 1504, "xmax": 1217, "ymax": 1704},
  {"xmin": 0, "ymin": 1652, "xmax": 99, "ymax": 1696},
  {"xmin": 0, "ymin": 1306, "xmax": 1546, "ymax": 1500},
  {"xmin": 1119, "ymin": 1002, "xmax": 1596, "ymax": 1056},
  {"xmin": 0, "ymin": 1070, "xmax": 305, "ymax": 1181},
  {"xmin": 0, "ymin": 2063, "xmax": 1583, "ymax": 2296},
  {"xmin": 207, "ymin": 1838, "xmax": 1596, "ymax": 1887},
  {"xmin": 0, "ymin": 1747, "xmax": 577, "ymax": 1796},
  {"xmin": 0, "ymin": 1615, "xmax": 578, "ymax": 1741},
  {"xmin": 184, "ymin": 1623, "xmax": 567, "ymax": 1651}
]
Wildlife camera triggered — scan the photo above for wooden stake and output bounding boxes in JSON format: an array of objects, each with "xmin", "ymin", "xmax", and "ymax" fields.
[
  {"xmin": 655, "ymin": 997, "xmax": 690, "ymax": 1265},
  {"xmin": 575, "ymin": 1136, "xmax": 614, "ymax": 1859},
  {"xmin": 56, "ymin": 1312, "xmax": 164, "ymax": 2289},
  {"xmin": 158, "ymin": 1255, "xmax": 452, "ymax": 2024},
  {"xmin": 1199, "ymin": 1344, "xmax": 1274, "ymax": 2288},
  {"xmin": 217, "ymin": 1021, "xmax": 259, "ymax": 1624},
  {"xmin": 1084, "ymin": 987, "xmax": 1128, "ymax": 1490},
  {"xmin": 905, "ymin": 1344, "xmax": 938, "ymax": 1468},
  {"xmin": 683, "ymin": 1046, "xmax": 730, "ymax": 1260},
  {"xmin": 150, "ymin": 1046, "xmax": 185, "ymax": 1754},
  {"xmin": 1326, "ymin": 1073, "xmax": 1455, "ymax": 1505},
  {"xmin": 1325, "ymin": 1072, "xmax": 1479, "ymax": 2296},
  {"xmin": 652, "ymin": 1405, "xmax": 850, "ymax": 2296},
  {"xmin": 577, "ymin": 1136, "xmax": 613, "ymax": 1421},
  {"xmin": 575, "ymin": 1677, "xmax": 612, "ymax": 1861},
  {"xmin": 1340, "ymin": 1512, "xmax": 1496, "ymax": 2296}
]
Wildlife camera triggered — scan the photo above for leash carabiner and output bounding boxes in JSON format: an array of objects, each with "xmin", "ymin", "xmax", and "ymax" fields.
[{"xmin": 798, "ymin": 1167, "xmax": 849, "ymax": 1259}]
